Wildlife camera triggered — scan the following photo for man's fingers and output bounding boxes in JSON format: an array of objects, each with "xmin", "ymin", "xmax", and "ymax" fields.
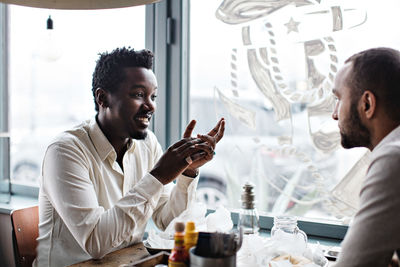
[
  {"xmin": 207, "ymin": 118, "xmax": 224, "ymax": 135},
  {"xmin": 168, "ymin": 136, "xmax": 199, "ymax": 151},
  {"xmin": 207, "ymin": 118, "xmax": 223, "ymax": 136},
  {"xmin": 173, "ymin": 138, "xmax": 204, "ymax": 154},
  {"xmin": 183, "ymin": 120, "xmax": 197, "ymax": 138},
  {"xmin": 215, "ymin": 119, "xmax": 225, "ymax": 143},
  {"xmin": 183, "ymin": 142, "xmax": 214, "ymax": 155},
  {"xmin": 167, "ymin": 140, "xmax": 188, "ymax": 152},
  {"xmin": 165, "ymin": 119, "xmax": 223, "ymax": 170},
  {"xmin": 191, "ymin": 151, "xmax": 207, "ymax": 162},
  {"xmin": 206, "ymin": 118, "xmax": 225, "ymax": 143},
  {"xmin": 197, "ymin": 134, "xmax": 216, "ymax": 149},
  {"xmin": 197, "ymin": 119, "xmax": 225, "ymax": 147}
]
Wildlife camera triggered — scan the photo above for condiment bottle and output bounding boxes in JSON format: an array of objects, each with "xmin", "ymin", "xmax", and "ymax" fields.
[
  {"xmin": 184, "ymin": 221, "xmax": 198, "ymax": 255},
  {"xmin": 168, "ymin": 222, "xmax": 188, "ymax": 267},
  {"xmin": 238, "ymin": 182, "xmax": 260, "ymax": 234}
]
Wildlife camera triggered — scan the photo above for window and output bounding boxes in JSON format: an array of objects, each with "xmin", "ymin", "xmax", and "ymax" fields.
[
  {"xmin": 189, "ymin": 0, "xmax": 400, "ymax": 224},
  {"xmin": 7, "ymin": 5, "xmax": 145, "ymax": 190}
]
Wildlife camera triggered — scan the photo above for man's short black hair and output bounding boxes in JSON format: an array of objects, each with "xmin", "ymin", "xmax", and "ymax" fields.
[
  {"xmin": 345, "ymin": 47, "xmax": 400, "ymax": 122},
  {"xmin": 92, "ymin": 47, "xmax": 154, "ymax": 111}
]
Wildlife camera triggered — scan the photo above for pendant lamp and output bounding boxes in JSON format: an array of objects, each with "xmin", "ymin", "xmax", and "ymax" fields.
[{"xmin": 0, "ymin": 0, "xmax": 160, "ymax": 9}]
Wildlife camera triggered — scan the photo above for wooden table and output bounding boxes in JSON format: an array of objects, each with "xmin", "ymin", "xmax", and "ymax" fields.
[
  {"xmin": 68, "ymin": 241, "xmax": 336, "ymax": 267},
  {"xmin": 69, "ymin": 242, "xmax": 151, "ymax": 267}
]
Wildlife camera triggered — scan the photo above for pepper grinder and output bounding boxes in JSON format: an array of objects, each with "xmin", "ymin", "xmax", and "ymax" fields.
[{"xmin": 238, "ymin": 182, "xmax": 260, "ymax": 234}]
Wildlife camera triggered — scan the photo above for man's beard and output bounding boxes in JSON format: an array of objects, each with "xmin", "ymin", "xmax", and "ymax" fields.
[
  {"xmin": 131, "ymin": 130, "xmax": 148, "ymax": 140},
  {"xmin": 340, "ymin": 104, "xmax": 371, "ymax": 149}
]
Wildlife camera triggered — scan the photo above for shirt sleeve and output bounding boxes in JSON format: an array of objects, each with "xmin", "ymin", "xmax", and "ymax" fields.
[
  {"xmin": 335, "ymin": 146, "xmax": 400, "ymax": 267},
  {"xmin": 148, "ymin": 135, "xmax": 199, "ymax": 231},
  {"xmin": 42, "ymin": 141, "xmax": 164, "ymax": 259}
]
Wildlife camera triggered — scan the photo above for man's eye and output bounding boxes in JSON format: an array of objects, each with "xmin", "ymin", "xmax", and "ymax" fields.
[
  {"xmin": 131, "ymin": 93, "xmax": 144, "ymax": 98},
  {"xmin": 151, "ymin": 95, "xmax": 157, "ymax": 101}
]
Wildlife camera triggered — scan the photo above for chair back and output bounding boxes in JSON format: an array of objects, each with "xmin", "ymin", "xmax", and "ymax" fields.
[{"xmin": 11, "ymin": 206, "xmax": 39, "ymax": 267}]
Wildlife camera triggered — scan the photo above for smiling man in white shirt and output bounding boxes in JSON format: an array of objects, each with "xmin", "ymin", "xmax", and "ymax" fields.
[
  {"xmin": 332, "ymin": 47, "xmax": 400, "ymax": 266},
  {"xmin": 34, "ymin": 47, "xmax": 225, "ymax": 267}
]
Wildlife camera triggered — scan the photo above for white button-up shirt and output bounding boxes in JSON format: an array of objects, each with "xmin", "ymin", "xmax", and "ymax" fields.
[{"xmin": 34, "ymin": 119, "xmax": 198, "ymax": 267}]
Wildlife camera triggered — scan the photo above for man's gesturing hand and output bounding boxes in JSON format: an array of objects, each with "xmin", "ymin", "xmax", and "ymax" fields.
[
  {"xmin": 150, "ymin": 137, "xmax": 210, "ymax": 185},
  {"xmin": 182, "ymin": 118, "xmax": 225, "ymax": 177},
  {"xmin": 150, "ymin": 118, "xmax": 225, "ymax": 184}
]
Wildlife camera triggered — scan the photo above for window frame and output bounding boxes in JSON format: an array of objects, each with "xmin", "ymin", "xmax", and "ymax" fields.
[
  {"xmin": 0, "ymin": 3, "xmax": 11, "ymax": 203},
  {"xmin": 146, "ymin": 0, "xmax": 190, "ymax": 149}
]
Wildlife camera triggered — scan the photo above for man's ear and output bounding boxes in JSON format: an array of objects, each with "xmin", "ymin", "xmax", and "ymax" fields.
[
  {"xmin": 95, "ymin": 88, "xmax": 109, "ymax": 108},
  {"xmin": 361, "ymin": 90, "xmax": 376, "ymax": 119}
]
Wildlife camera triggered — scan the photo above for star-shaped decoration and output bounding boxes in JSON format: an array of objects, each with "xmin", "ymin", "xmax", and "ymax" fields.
[{"xmin": 284, "ymin": 17, "xmax": 300, "ymax": 34}]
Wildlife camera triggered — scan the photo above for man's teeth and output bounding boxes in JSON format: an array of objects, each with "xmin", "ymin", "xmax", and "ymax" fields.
[{"xmin": 137, "ymin": 117, "xmax": 149, "ymax": 122}]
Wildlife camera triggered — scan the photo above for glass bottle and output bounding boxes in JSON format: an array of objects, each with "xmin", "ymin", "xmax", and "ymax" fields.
[
  {"xmin": 238, "ymin": 182, "xmax": 260, "ymax": 234},
  {"xmin": 168, "ymin": 222, "xmax": 188, "ymax": 267},
  {"xmin": 270, "ymin": 215, "xmax": 307, "ymax": 251},
  {"xmin": 184, "ymin": 221, "xmax": 198, "ymax": 255}
]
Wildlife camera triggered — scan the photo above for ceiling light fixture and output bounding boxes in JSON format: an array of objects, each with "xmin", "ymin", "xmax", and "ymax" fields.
[{"xmin": 0, "ymin": 0, "xmax": 160, "ymax": 10}]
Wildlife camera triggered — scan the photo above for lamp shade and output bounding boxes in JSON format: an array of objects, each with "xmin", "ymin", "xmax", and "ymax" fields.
[{"xmin": 0, "ymin": 0, "xmax": 161, "ymax": 9}]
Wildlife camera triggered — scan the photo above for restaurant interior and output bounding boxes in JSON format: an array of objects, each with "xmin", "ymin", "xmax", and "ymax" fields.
[{"xmin": 0, "ymin": 0, "xmax": 399, "ymax": 266}]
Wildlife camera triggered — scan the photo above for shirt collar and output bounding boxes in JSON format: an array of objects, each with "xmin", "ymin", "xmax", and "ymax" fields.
[
  {"xmin": 126, "ymin": 138, "xmax": 136, "ymax": 152},
  {"xmin": 373, "ymin": 124, "xmax": 400, "ymax": 152},
  {"xmin": 88, "ymin": 118, "xmax": 115, "ymax": 161},
  {"xmin": 88, "ymin": 118, "xmax": 137, "ymax": 161}
]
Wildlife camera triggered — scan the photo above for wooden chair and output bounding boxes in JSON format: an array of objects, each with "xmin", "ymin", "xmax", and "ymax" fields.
[{"xmin": 11, "ymin": 206, "xmax": 39, "ymax": 267}]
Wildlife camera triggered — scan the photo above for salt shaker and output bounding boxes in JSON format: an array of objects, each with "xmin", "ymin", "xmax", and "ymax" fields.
[{"xmin": 238, "ymin": 182, "xmax": 260, "ymax": 235}]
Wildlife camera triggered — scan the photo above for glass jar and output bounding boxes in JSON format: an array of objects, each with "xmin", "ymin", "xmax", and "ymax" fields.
[{"xmin": 270, "ymin": 215, "xmax": 307, "ymax": 252}]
